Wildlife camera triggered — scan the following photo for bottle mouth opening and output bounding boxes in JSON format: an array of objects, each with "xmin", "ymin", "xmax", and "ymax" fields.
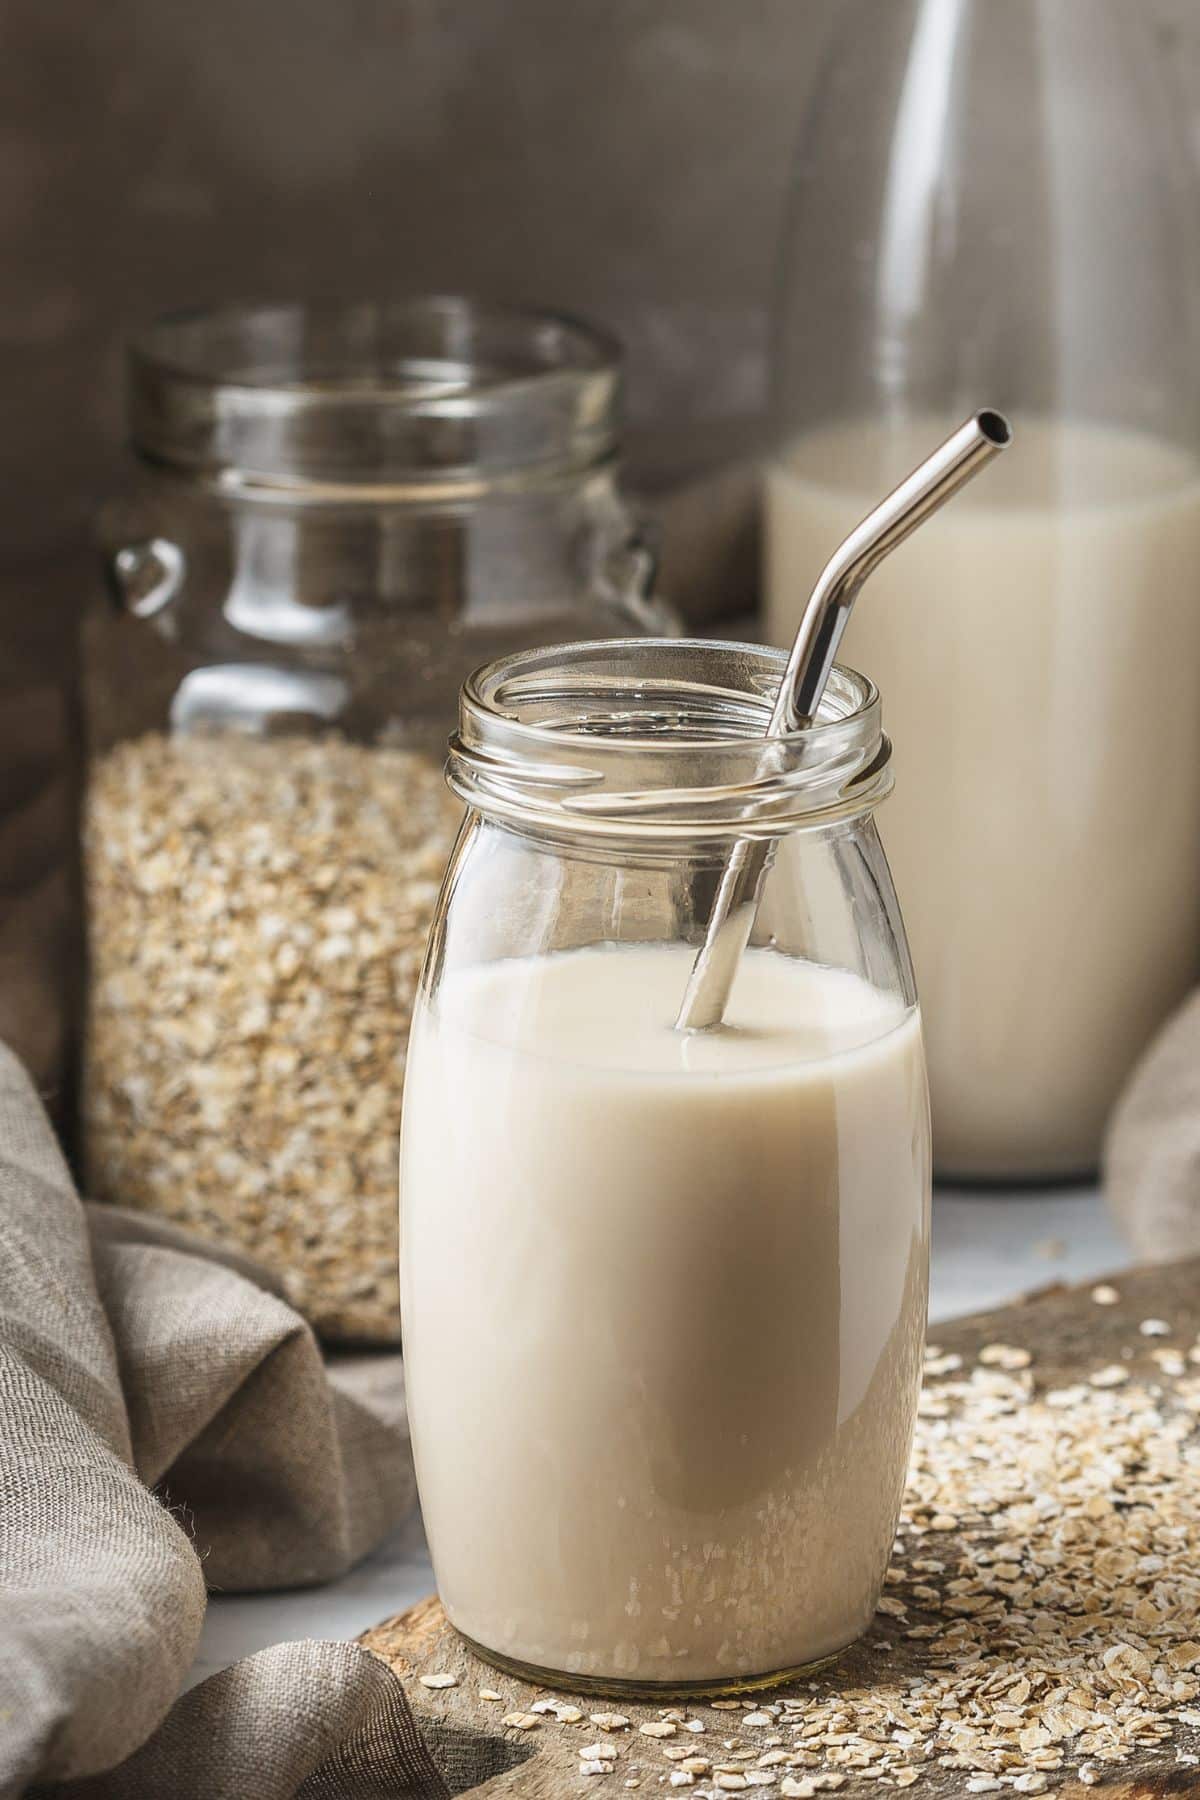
[
  {"xmin": 128, "ymin": 298, "xmax": 621, "ymax": 490},
  {"xmin": 449, "ymin": 639, "xmax": 892, "ymax": 841}
]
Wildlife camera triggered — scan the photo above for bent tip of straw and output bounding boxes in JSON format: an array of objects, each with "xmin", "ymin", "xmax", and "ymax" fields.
[{"xmin": 975, "ymin": 408, "xmax": 1012, "ymax": 448}]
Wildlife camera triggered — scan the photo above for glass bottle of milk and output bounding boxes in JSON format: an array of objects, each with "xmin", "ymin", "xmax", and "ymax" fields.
[
  {"xmin": 401, "ymin": 639, "xmax": 931, "ymax": 1693},
  {"xmin": 766, "ymin": 0, "xmax": 1200, "ymax": 1181}
]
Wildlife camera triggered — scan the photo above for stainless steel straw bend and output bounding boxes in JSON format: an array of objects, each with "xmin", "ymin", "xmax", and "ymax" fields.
[{"xmin": 674, "ymin": 409, "xmax": 1012, "ymax": 1034}]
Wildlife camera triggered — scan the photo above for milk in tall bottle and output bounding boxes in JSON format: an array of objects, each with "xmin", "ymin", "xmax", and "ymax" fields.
[{"xmin": 766, "ymin": 0, "xmax": 1200, "ymax": 1178}]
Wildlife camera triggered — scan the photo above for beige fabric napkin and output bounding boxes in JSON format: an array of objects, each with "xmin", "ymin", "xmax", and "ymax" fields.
[
  {"xmin": 0, "ymin": 1041, "xmax": 444, "ymax": 1799},
  {"xmin": 1105, "ymin": 991, "xmax": 1200, "ymax": 1261},
  {"xmin": 0, "ymin": 661, "xmax": 78, "ymax": 1127}
]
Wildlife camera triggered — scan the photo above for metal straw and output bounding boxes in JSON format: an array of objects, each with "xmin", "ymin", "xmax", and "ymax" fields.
[{"xmin": 674, "ymin": 409, "xmax": 1012, "ymax": 1033}]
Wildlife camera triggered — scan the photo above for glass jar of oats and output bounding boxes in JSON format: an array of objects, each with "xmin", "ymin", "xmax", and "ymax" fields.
[{"xmin": 83, "ymin": 299, "xmax": 672, "ymax": 1343}]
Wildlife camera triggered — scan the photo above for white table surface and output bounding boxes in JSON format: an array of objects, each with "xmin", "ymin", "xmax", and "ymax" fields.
[{"xmin": 191, "ymin": 1182, "xmax": 1130, "ymax": 1687}]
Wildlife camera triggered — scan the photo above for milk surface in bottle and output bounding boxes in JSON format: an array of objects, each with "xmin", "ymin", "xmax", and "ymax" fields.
[
  {"xmin": 766, "ymin": 416, "xmax": 1200, "ymax": 1179},
  {"xmin": 400, "ymin": 940, "xmax": 929, "ymax": 1685}
]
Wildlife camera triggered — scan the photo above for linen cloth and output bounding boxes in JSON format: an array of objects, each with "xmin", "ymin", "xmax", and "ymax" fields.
[
  {"xmin": 1106, "ymin": 990, "xmax": 1200, "ymax": 1262},
  {"xmin": 0, "ymin": 1041, "xmax": 445, "ymax": 1799}
]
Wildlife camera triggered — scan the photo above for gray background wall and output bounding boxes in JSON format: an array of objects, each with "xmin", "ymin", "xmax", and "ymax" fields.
[
  {"xmin": 6, "ymin": 0, "xmax": 840, "ymax": 618},
  {"xmin": 8, "ymin": 0, "xmax": 1200, "ymax": 630},
  {"xmin": 3, "ymin": 0, "xmax": 1200, "ymax": 1104}
]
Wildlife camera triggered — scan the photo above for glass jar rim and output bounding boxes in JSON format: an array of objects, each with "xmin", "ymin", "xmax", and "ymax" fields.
[
  {"xmin": 448, "ymin": 639, "xmax": 892, "ymax": 841},
  {"xmin": 127, "ymin": 297, "xmax": 621, "ymax": 492}
]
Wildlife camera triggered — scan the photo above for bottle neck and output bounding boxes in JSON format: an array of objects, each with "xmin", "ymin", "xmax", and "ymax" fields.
[{"xmin": 448, "ymin": 641, "xmax": 891, "ymax": 850}]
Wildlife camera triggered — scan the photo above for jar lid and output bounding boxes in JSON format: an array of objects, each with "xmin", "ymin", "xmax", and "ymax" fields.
[{"xmin": 128, "ymin": 298, "xmax": 621, "ymax": 491}]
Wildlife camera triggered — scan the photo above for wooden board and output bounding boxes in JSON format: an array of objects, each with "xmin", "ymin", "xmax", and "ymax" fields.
[{"xmin": 363, "ymin": 1259, "xmax": 1200, "ymax": 1798}]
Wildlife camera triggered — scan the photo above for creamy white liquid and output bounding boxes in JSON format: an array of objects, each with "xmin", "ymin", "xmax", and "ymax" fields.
[
  {"xmin": 400, "ymin": 942, "xmax": 929, "ymax": 1685},
  {"xmin": 767, "ymin": 417, "xmax": 1200, "ymax": 1179}
]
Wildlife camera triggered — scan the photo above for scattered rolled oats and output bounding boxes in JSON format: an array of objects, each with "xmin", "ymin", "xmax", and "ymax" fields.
[
  {"xmin": 1091, "ymin": 1284, "xmax": 1121, "ymax": 1305},
  {"xmin": 641, "ymin": 1721, "xmax": 677, "ymax": 1739},
  {"xmin": 83, "ymin": 733, "xmax": 461, "ymax": 1342},
  {"xmin": 1045, "ymin": 1384, "xmax": 1089, "ymax": 1407},
  {"xmin": 418, "ymin": 1672, "xmax": 457, "ymax": 1689},
  {"xmin": 592, "ymin": 1714, "xmax": 632, "ymax": 1732},
  {"xmin": 580, "ymin": 1760, "xmax": 612, "ymax": 1776},
  {"xmin": 1089, "ymin": 1364, "xmax": 1130, "ymax": 1387},
  {"xmin": 580, "ymin": 1743, "xmax": 619, "ymax": 1762},
  {"xmin": 1140, "ymin": 1318, "xmax": 1172, "ymax": 1336},
  {"xmin": 1102, "ymin": 1641, "xmax": 1152, "ymax": 1683},
  {"xmin": 502, "ymin": 1711, "xmax": 540, "ymax": 1731},
  {"xmin": 479, "ymin": 1687, "xmax": 503, "ymax": 1703},
  {"xmin": 978, "ymin": 1343, "xmax": 1032, "ymax": 1370},
  {"xmin": 532, "ymin": 1698, "xmax": 583, "ymax": 1722}
]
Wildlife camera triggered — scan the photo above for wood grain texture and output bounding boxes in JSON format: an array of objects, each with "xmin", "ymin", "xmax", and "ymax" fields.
[{"xmin": 364, "ymin": 1260, "xmax": 1200, "ymax": 1797}]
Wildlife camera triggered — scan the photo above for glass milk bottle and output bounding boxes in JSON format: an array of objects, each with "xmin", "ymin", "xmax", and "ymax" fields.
[
  {"xmin": 765, "ymin": 0, "xmax": 1200, "ymax": 1180},
  {"xmin": 401, "ymin": 639, "xmax": 931, "ymax": 1692}
]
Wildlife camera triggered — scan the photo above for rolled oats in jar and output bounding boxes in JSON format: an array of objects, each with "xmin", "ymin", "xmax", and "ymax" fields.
[{"xmin": 83, "ymin": 299, "xmax": 671, "ymax": 1341}]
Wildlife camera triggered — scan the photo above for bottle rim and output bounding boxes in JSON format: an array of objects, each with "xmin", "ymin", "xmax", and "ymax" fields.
[
  {"xmin": 448, "ymin": 638, "xmax": 892, "ymax": 842},
  {"xmin": 127, "ymin": 297, "xmax": 622, "ymax": 493}
]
